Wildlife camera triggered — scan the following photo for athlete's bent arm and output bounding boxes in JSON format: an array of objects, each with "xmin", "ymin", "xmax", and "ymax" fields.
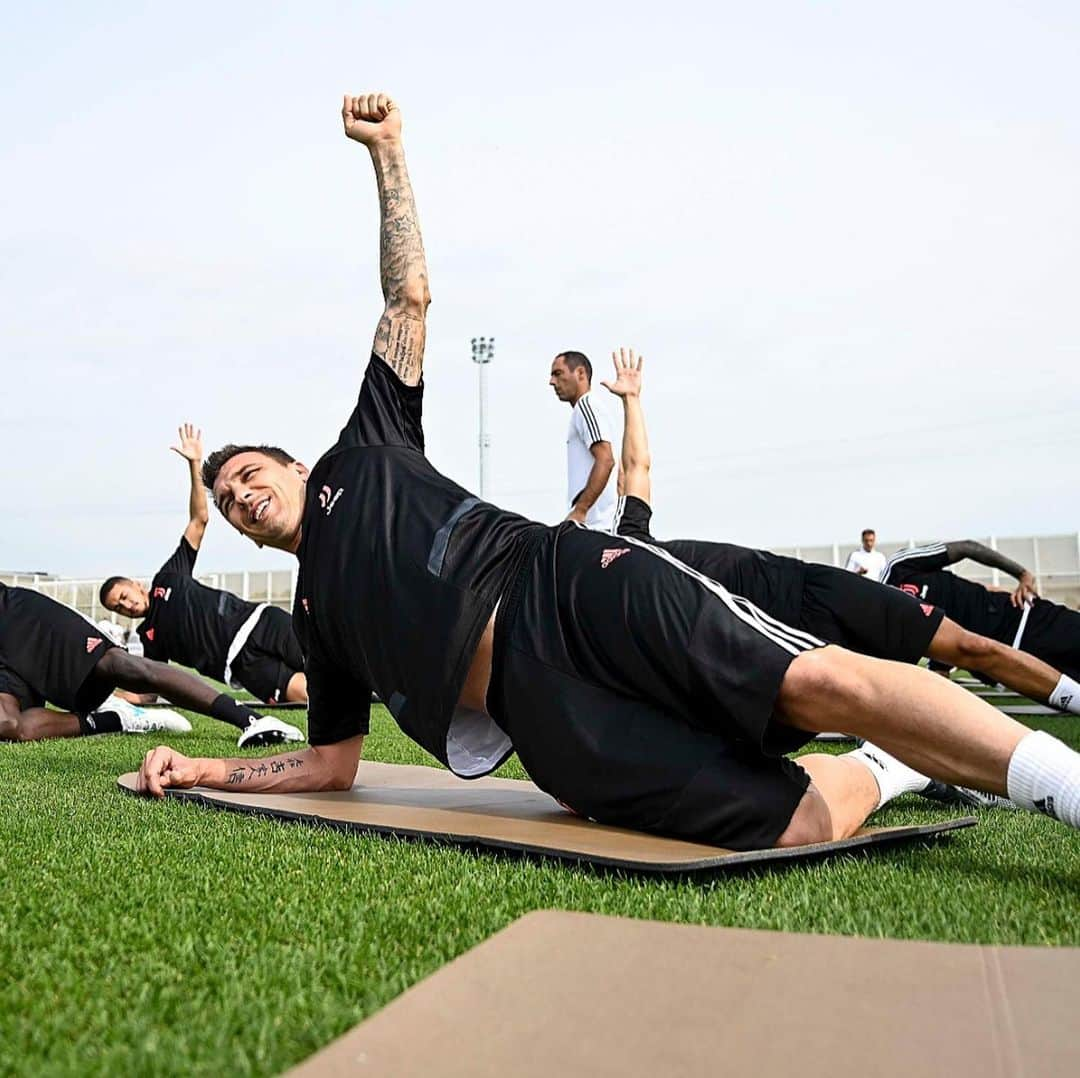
[
  {"xmin": 172, "ymin": 423, "xmax": 209, "ymax": 550},
  {"xmin": 943, "ymin": 539, "xmax": 1038, "ymax": 607},
  {"xmin": 566, "ymin": 442, "xmax": 616, "ymax": 523},
  {"xmin": 603, "ymin": 348, "xmax": 649, "ymax": 503},
  {"xmin": 342, "ymin": 93, "xmax": 430, "ymax": 387},
  {"xmin": 135, "ymin": 736, "xmax": 364, "ymax": 798}
]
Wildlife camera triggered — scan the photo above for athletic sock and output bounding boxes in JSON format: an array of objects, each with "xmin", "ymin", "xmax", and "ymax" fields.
[
  {"xmin": 210, "ymin": 693, "xmax": 262, "ymax": 731},
  {"xmin": 844, "ymin": 742, "xmax": 932, "ymax": 809},
  {"xmin": 1006, "ymin": 730, "xmax": 1080, "ymax": 828},
  {"xmin": 78, "ymin": 710, "xmax": 123, "ymax": 736},
  {"xmin": 1048, "ymin": 674, "xmax": 1080, "ymax": 715}
]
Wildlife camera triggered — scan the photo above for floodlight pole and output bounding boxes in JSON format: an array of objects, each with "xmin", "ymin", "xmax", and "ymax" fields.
[{"xmin": 471, "ymin": 337, "xmax": 494, "ymax": 498}]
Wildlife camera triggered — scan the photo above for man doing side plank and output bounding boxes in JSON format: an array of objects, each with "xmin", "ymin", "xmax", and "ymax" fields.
[
  {"xmin": 100, "ymin": 424, "xmax": 305, "ymax": 748},
  {"xmin": 135, "ymin": 93, "xmax": 1080, "ymax": 849},
  {"xmin": 603, "ymin": 351, "xmax": 1080, "ymax": 720}
]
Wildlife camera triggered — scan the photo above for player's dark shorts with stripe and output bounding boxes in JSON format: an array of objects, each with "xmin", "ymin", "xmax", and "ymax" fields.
[
  {"xmin": 1018, "ymin": 600, "xmax": 1080, "ymax": 682},
  {"xmin": 0, "ymin": 586, "xmax": 116, "ymax": 714},
  {"xmin": 799, "ymin": 566, "xmax": 945, "ymax": 664},
  {"xmin": 487, "ymin": 525, "xmax": 819, "ymax": 851},
  {"xmin": 230, "ymin": 606, "xmax": 305, "ymax": 704}
]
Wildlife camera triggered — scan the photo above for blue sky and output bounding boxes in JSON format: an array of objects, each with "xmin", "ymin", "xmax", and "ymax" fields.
[{"xmin": 3, "ymin": 1, "xmax": 1079, "ymax": 575}]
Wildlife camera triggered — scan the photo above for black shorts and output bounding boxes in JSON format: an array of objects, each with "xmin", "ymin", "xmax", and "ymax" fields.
[
  {"xmin": 0, "ymin": 587, "xmax": 115, "ymax": 714},
  {"xmin": 1020, "ymin": 600, "xmax": 1080, "ymax": 682},
  {"xmin": 230, "ymin": 606, "xmax": 305, "ymax": 704},
  {"xmin": 487, "ymin": 526, "xmax": 817, "ymax": 851},
  {"xmin": 799, "ymin": 566, "xmax": 945, "ymax": 664}
]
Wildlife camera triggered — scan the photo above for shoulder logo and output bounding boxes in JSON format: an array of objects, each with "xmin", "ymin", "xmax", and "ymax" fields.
[
  {"xmin": 301, "ymin": 597, "xmax": 310, "ymax": 614},
  {"xmin": 318, "ymin": 485, "xmax": 344, "ymax": 516},
  {"xmin": 920, "ymin": 603, "xmax": 935, "ymax": 617},
  {"xmin": 152, "ymin": 586, "xmax": 171, "ymax": 601},
  {"xmin": 145, "ymin": 627, "xmax": 155, "ymax": 642},
  {"xmin": 86, "ymin": 636, "xmax": 103, "ymax": 653},
  {"xmin": 600, "ymin": 548, "xmax": 630, "ymax": 569},
  {"xmin": 900, "ymin": 584, "xmax": 920, "ymax": 597}
]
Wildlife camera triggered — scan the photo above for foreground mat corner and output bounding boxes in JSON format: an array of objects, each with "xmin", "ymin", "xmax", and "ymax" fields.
[
  {"xmin": 285, "ymin": 910, "xmax": 1080, "ymax": 1077},
  {"xmin": 118, "ymin": 760, "xmax": 973, "ymax": 873}
]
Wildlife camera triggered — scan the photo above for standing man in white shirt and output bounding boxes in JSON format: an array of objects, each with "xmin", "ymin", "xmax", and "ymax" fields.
[
  {"xmin": 845, "ymin": 529, "xmax": 888, "ymax": 581},
  {"xmin": 549, "ymin": 350, "xmax": 618, "ymax": 529}
]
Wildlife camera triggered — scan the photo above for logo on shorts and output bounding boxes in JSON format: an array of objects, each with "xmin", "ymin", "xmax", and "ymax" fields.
[
  {"xmin": 145, "ymin": 627, "xmax": 155, "ymax": 642},
  {"xmin": 86, "ymin": 636, "xmax": 103, "ymax": 653},
  {"xmin": 900, "ymin": 584, "xmax": 920, "ymax": 597},
  {"xmin": 600, "ymin": 548, "xmax": 630, "ymax": 569},
  {"xmin": 318, "ymin": 485, "xmax": 344, "ymax": 516},
  {"xmin": 920, "ymin": 604, "xmax": 935, "ymax": 617}
]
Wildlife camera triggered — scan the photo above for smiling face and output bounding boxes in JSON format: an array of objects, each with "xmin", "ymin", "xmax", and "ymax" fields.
[
  {"xmin": 103, "ymin": 579, "xmax": 150, "ymax": 618},
  {"xmin": 211, "ymin": 451, "xmax": 310, "ymax": 552}
]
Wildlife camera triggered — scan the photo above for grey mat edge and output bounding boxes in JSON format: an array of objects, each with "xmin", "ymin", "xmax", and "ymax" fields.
[{"xmin": 116, "ymin": 777, "xmax": 975, "ymax": 875}]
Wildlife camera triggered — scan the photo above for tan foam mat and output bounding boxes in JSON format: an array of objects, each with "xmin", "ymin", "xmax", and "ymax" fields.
[
  {"xmin": 286, "ymin": 910, "xmax": 1079, "ymax": 1077},
  {"xmin": 118, "ymin": 761, "xmax": 972, "ymax": 874}
]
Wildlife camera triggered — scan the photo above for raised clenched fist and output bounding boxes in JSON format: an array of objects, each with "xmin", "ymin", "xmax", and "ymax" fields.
[{"xmin": 342, "ymin": 92, "xmax": 401, "ymax": 145}]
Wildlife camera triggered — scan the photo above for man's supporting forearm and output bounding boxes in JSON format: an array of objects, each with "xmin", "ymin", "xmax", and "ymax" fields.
[
  {"xmin": 198, "ymin": 745, "xmax": 355, "ymax": 793},
  {"xmin": 369, "ymin": 141, "xmax": 430, "ymax": 385}
]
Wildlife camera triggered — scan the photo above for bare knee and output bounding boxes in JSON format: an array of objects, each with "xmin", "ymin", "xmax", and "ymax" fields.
[
  {"xmin": 95, "ymin": 647, "xmax": 143, "ymax": 686},
  {"xmin": 0, "ymin": 696, "xmax": 24, "ymax": 742},
  {"xmin": 285, "ymin": 672, "xmax": 307, "ymax": 704},
  {"xmin": 952, "ymin": 630, "xmax": 999, "ymax": 670},
  {"xmin": 775, "ymin": 784, "xmax": 833, "ymax": 847},
  {"xmin": 777, "ymin": 647, "xmax": 875, "ymax": 729}
]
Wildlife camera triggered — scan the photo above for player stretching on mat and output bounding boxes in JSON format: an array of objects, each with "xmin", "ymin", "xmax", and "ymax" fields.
[
  {"xmin": 100, "ymin": 424, "xmax": 305, "ymax": 747},
  {"xmin": 135, "ymin": 92, "xmax": 1080, "ymax": 850},
  {"xmin": 881, "ymin": 543, "xmax": 1080, "ymax": 697},
  {"xmin": 600, "ymin": 350, "xmax": 1080, "ymax": 720},
  {"xmin": 0, "ymin": 585, "xmax": 280, "ymax": 742}
]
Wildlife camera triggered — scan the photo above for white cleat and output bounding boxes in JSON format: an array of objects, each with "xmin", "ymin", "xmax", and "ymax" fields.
[
  {"xmin": 104, "ymin": 696, "xmax": 193, "ymax": 735},
  {"xmin": 237, "ymin": 715, "xmax": 305, "ymax": 749}
]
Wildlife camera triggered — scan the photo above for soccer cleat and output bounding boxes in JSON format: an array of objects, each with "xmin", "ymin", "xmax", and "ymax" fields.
[
  {"xmin": 237, "ymin": 715, "xmax": 305, "ymax": 749},
  {"xmin": 919, "ymin": 779, "xmax": 1019, "ymax": 812},
  {"xmin": 102, "ymin": 697, "xmax": 192, "ymax": 735}
]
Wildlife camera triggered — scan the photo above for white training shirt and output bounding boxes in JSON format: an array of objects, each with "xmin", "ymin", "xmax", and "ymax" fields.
[
  {"xmin": 844, "ymin": 547, "xmax": 888, "ymax": 581},
  {"xmin": 566, "ymin": 392, "xmax": 620, "ymax": 531}
]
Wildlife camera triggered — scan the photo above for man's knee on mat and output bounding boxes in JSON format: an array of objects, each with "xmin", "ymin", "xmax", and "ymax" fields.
[{"xmin": 775, "ymin": 784, "xmax": 833, "ymax": 847}]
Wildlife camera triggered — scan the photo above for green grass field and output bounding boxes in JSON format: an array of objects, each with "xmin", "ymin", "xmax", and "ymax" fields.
[{"xmin": 1, "ymin": 691, "xmax": 1078, "ymax": 1077}]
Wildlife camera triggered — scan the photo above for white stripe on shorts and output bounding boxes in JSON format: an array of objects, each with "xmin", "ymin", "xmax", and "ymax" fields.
[{"xmin": 880, "ymin": 542, "xmax": 948, "ymax": 586}]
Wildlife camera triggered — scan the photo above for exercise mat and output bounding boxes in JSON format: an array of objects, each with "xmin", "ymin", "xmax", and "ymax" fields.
[
  {"xmin": 117, "ymin": 761, "xmax": 973, "ymax": 874},
  {"xmin": 285, "ymin": 910, "xmax": 1079, "ymax": 1077}
]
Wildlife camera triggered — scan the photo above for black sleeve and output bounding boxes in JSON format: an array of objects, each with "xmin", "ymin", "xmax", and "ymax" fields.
[
  {"xmin": 615, "ymin": 495, "xmax": 655, "ymax": 542},
  {"xmin": 881, "ymin": 544, "xmax": 950, "ymax": 584},
  {"xmin": 305, "ymin": 650, "xmax": 373, "ymax": 745},
  {"xmin": 158, "ymin": 537, "xmax": 198, "ymax": 578},
  {"xmin": 333, "ymin": 355, "xmax": 425, "ymax": 454}
]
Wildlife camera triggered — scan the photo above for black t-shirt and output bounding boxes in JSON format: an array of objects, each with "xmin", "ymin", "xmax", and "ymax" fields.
[
  {"xmin": 293, "ymin": 356, "xmax": 544, "ymax": 774},
  {"xmin": 615, "ymin": 495, "xmax": 807, "ymax": 625},
  {"xmin": 136, "ymin": 538, "xmax": 260, "ymax": 679},
  {"xmin": 883, "ymin": 548, "xmax": 1022, "ymax": 644}
]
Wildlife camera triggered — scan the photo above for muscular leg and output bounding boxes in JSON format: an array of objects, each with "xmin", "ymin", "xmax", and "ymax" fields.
[
  {"xmin": 928, "ymin": 618, "xmax": 1060, "ymax": 702},
  {"xmin": 0, "ymin": 693, "xmax": 81, "ymax": 741},
  {"xmin": 776, "ymin": 646, "xmax": 1026, "ymax": 794},
  {"xmin": 284, "ymin": 672, "xmax": 307, "ymax": 703}
]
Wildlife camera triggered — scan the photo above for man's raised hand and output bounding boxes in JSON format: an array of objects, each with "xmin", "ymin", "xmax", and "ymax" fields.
[
  {"xmin": 170, "ymin": 422, "xmax": 203, "ymax": 463},
  {"xmin": 602, "ymin": 347, "xmax": 644, "ymax": 398},
  {"xmin": 342, "ymin": 93, "xmax": 401, "ymax": 145},
  {"xmin": 136, "ymin": 746, "xmax": 201, "ymax": 799}
]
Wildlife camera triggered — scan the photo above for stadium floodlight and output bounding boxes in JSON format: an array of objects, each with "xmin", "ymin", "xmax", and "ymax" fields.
[{"xmin": 471, "ymin": 337, "xmax": 494, "ymax": 498}]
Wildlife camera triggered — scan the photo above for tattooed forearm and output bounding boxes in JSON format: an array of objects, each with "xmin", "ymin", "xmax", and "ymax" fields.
[
  {"xmin": 369, "ymin": 143, "xmax": 429, "ymax": 385},
  {"xmin": 225, "ymin": 757, "xmax": 305, "ymax": 786}
]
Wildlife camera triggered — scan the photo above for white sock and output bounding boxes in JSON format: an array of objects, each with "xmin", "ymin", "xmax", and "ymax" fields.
[
  {"xmin": 844, "ymin": 742, "xmax": 932, "ymax": 809},
  {"xmin": 1006, "ymin": 731, "xmax": 1080, "ymax": 828},
  {"xmin": 1048, "ymin": 674, "xmax": 1080, "ymax": 715}
]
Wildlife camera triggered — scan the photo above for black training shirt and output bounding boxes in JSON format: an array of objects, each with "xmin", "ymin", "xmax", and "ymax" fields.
[
  {"xmin": 883, "ymin": 550, "xmax": 1021, "ymax": 644},
  {"xmin": 293, "ymin": 356, "xmax": 544, "ymax": 775},
  {"xmin": 615, "ymin": 495, "xmax": 807, "ymax": 625},
  {"xmin": 136, "ymin": 538, "xmax": 260, "ymax": 679}
]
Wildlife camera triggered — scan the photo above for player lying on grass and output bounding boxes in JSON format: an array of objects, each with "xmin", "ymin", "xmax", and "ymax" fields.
[
  {"xmin": 881, "ymin": 543, "xmax": 1080, "ymax": 695},
  {"xmin": 99, "ymin": 423, "xmax": 305, "ymax": 745},
  {"xmin": 134, "ymin": 91, "xmax": 1080, "ymax": 850},
  {"xmin": 601, "ymin": 349, "xmax": 1080, "ymax": 719},
  {"xmin": 0, "ymin": 584, "xmax": 283, "ymax": 743}
]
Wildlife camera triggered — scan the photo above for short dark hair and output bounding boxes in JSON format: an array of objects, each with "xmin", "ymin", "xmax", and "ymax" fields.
[
  {"xmin": 202, "ymin": 444, "xmax": 297, "ymax": 500},
  {"xmin": 557, "ymin": 351, "xmax": 593, "ymax": 383},
  {"xmin": 861, "ymin": 528, "xmax": 876, "ymax": 539},
  {"xmin": 99, "ymin": 576, "xmax": 130, "ymax": 606}
]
